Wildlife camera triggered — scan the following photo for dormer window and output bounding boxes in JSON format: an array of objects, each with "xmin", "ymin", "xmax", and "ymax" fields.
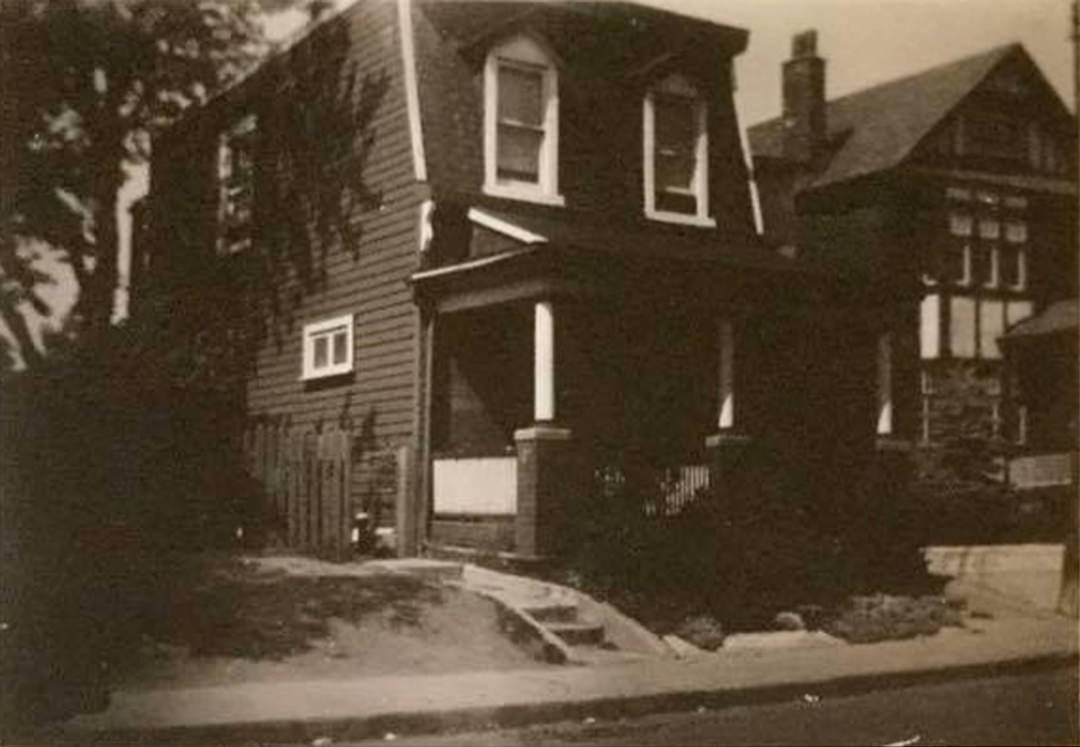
[
  {"xmin": 483, "ymin": 35, "xmax": 562, "ymax": 205},
  {"xmin": 217, "ymin": 114, "xmax": 256, "ymax": 255},
  {"xmin": 643, "ymin": 75, "xmax": 713, "ymax": 226}
]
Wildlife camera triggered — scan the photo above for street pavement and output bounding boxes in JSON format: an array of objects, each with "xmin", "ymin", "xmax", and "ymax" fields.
[{"xmin": 345, "ymin": 665, "xmax": 1078, "ymax": 746}]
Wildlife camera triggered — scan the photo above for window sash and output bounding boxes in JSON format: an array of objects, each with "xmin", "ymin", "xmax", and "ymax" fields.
[{"xmin": 302, "ymin": 315, "xmax": 354, "ymax": 380}]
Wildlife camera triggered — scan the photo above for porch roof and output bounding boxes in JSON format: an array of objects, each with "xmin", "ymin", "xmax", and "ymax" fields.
[
  {"xmin": 455, "ymin": 200, "xmax": 826, "ymax": 277},
  {"xmin": 1002, "ymin": 299, "xmax": 1079, "ymax": 341}
]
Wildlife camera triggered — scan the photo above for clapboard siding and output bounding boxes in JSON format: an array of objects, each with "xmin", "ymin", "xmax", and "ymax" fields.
[{"xmin": 146, "ymin": 0, "xmax": 426, "ymax": 532}]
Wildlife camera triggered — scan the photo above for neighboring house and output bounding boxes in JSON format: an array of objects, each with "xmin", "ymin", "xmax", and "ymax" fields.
[
  {"xmin": 139, "ymin": 1, "xmax": 908, "ymax": 560},
  {"xmin": 748, "ymin": 33, "xmax": 1078, "ymax": 494},
  {"xmin": 1001, "ymin": 298, "xmax": 1078, "ymax": 494}
]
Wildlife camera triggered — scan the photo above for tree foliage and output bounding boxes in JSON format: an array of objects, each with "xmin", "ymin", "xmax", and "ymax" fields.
[{"xmin": 0, "ymin": 0, "xmax": 270, "ymax": 366}]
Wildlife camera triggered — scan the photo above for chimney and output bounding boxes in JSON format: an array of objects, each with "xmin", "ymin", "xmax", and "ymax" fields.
[{"xmin": 782, "ymin": 30, "xmax": 826, "ymax": 163}]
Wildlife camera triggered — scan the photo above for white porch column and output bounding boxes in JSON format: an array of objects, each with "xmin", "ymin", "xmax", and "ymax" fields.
[
  {"xmin": 717, "ymin": 318, "xmax": 735, "ymax": 430},
  {"xmin": 876, "ymin": 332, "xmax": 893, "ymax": 436},
  {"xmin": 534, "ymin": 300, "xmax": 555, "ymax": 422}
]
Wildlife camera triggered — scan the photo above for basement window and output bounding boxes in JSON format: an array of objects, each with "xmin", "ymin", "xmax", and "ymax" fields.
[{"xmin": 302, "ymin": 314, "xmax": 354, "ymax": 380}]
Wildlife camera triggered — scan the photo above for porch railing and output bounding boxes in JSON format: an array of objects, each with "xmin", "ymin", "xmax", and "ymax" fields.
[
  {"xmin": 1008, "ymin": 452, "xmax": 1074, "ymax": 491},
  {"xmin": 595, "ymin": 463, "xmax": 711, "ymax": 518},
  {"xmin": 433, "ymin": 456, "xmax": 517, "ymax": 515}
]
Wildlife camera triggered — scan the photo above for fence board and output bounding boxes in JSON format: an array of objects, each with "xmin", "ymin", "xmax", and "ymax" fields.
[{"xmin": 245, "ymin": 424, "xmax": 358, "ymax": 558}]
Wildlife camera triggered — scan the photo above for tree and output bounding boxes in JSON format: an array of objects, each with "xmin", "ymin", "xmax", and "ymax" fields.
[{"xmin": 0, "ymin": 0, "xmax": 270, "ymax": 365}]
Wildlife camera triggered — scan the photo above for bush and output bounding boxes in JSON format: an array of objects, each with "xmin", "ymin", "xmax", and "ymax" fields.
[
  {"xmin": 824, "ymin": 594, "xmax": 964, "ymax": 644},
  {"xmin": 556, "ymin": 446, "xmax": 935, "ymax": 635},
  {"xmin": 0, "ymin": 335, "xmax": 258, "ymax": 731}
]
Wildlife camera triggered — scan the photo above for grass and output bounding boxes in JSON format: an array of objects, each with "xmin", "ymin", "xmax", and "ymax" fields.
[{"xmin": 104, "ymin": 552, "xmax": 548, "ymax": 689}]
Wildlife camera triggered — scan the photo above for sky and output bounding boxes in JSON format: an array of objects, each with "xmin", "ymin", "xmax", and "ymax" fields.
[{"xmin": 14, "ymin": 0, "xmax": 1077, "ymax": 362}]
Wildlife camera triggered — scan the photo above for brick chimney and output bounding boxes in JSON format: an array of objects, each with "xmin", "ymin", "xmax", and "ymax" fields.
[{"xmin": 782, "ymin": 30, "xmax": 826, "ymax": 163}]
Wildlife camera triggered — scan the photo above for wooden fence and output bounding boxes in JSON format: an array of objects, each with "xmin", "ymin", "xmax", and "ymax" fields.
[{"xmin": 245, "ymin": 424, "xmax": 354, "ymax": 558}]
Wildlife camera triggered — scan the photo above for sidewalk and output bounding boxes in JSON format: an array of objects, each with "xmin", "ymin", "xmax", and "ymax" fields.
[{"xmin": 45, "ymin": 573, "xmax": 1078, "ymax": 745}]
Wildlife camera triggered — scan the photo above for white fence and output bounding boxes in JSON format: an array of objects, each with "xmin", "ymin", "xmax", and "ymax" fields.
[{"xmin": 433, "ymin": 456, "xmax": 517, "ymax": 515}]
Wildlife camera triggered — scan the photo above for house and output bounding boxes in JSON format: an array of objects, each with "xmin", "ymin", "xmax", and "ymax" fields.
[
  {"xmin": 1001, "ymin": 298, "xmax": 1077, "ymax": 494},
  {"xmin": 748, "ymin": 34, "xmax": 1078, "ymax": 496},
  {"xmin": 138, "ymin": 1, "xmax": 908, "ymax": 560}
]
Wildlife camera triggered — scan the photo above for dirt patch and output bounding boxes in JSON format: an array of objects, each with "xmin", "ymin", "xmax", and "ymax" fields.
[{"xmin": 112, "ymin": 553, "xmax": 547, "ymax": 689}]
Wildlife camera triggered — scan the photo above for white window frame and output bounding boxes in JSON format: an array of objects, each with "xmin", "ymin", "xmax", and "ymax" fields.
[
  {"xmin": 483, "ymin": 35, "xmax": 563, "ymax": 206},
  {"xmin": 301, "ymin": 314, "xmax": 355, "ymax": 381},
  {"xmin": 643, "ymin": 74, "xmax": 714, "ymax": 227}
]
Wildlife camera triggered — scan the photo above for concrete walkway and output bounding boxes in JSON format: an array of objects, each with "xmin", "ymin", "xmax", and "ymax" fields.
[{"xmin": 45, "ymin": 568, "xmax": 1077, "ymax": 745}]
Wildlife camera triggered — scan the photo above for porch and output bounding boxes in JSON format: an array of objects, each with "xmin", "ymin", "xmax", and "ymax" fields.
[{"xmin": 410, "ymin": 206, "xmax": 912, "ymax": 559}]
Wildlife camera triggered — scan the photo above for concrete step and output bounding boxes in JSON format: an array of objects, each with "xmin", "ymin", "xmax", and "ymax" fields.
[
  {"xmin": 523, "ymin": 603, "xmax": 580, "ymax": 623},
  {"xmin": 546, "ymin": 621, "xmax": 605, "ymax": 646},
  {"xmin": 370, "ymin": 559, "xmax": 464, "ymax": 582}
]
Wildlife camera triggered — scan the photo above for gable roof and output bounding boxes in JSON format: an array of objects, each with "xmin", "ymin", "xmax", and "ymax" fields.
[{"xmin": 748, "ymin": 43, "xmax": 1023, "ymax": 188}]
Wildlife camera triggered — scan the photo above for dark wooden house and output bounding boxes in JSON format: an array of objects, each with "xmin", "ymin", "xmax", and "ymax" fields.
[
  {"xmin": 749, "ymin": 34, "xmax": 1078, "ymax": 497},
  {"xmin": 139, "ymin": 1, "xmax": 906, "ymax": 559}
]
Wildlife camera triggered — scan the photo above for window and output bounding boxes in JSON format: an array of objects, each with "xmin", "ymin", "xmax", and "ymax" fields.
[
  {"xmin": 302, "ymin": 314, "xmax": 354, "ymax": 380},
  {"xmin": 1004, "ymin": 220, "xmax": 1027, "ymax": 243},
  {"xmin": 483, "ymin": 35, "xmax": 562, "ymax": 205},
  {"xmin": 944, "ymin": 244, "xmax": 971, "ymax": 286},
  {"xmin": 979, "ymin": 299, "xmax": 1004, "ymax": 359},
  {"xmin": 1000, "ymin": 246, "xmax": 1027, "ymax": 290},
  {"xmin": 949, "ymin": 213, "xmax": 973, "ymax": 236},
  {"xmin": 980, "ymin": 246, "xmax": 999, "ymax": 289},
  {"xmin": 920, "ymin": 294, "xmax": 940, "ymax": 359},
  {"xmin": 218, "ymin": 114, "xmax": 257, "ymax": 255},
  {"xmin": 977, "ymin": 218, "xmax": 999, "ymax": 240},
  {"xmin": 950, "ymin": 296, "xmax": 977, "ymax": 358},
  {"xmin": 643, "ymin": 74, "xmax": 713, "ymax": 226},
  {"xmin": 1006, "ymin": 300, "xmax": 1034, "ymax": 326}
]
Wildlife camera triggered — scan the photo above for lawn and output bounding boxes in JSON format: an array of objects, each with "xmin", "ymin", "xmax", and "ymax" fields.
[{"xmin": 109, "ymin": 552, "xmax": 548, "ymax": 690}]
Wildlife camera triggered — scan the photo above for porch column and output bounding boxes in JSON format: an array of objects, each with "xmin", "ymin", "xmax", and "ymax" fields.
[
  {"xmin": 717, "ymin": 318, "xmax": 735, "ymax": 430},
  {"xmin": 514, "ymin": 299, "xmax": 578, "ymax": 558},
  {"xmin": 706, "ymin": 316, "xmax": 752, "ymax": 497},
  {"xmin": 534, "ymin": 300, "xmax": 556, "ymax": 421},
  {"xmin": 872, "ymin": 325, "xmax": 913, "ymax": 509}
]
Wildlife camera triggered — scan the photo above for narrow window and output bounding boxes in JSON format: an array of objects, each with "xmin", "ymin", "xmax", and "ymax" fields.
[
  {"xmin": 979, "ymin": 299, "xmax": 1004, "ymax": 359},
  {"xmin": 981, "ymin": 246, "xmax": 999, "ymax": 289},
  {"xmin": 302, "ymin": 314, "xmax": 354, "ymax": 380},
  {"xmin": 920, "ymin": 294, "xmax": 940, "ymax": 359},
  {"xmin": 218, "ymin": 114, "xmax": 257, "ymax": 255},
  {"xmin": 643, "ymin": 75, "xmax": 712, "ymax": 226},
  {"xmin": 950, "ymin": 296, "xmax": 977, "ymax": 359},
  {"xmin": 483, "ymin": 36, "xmax": 562, "ymax": 205}
]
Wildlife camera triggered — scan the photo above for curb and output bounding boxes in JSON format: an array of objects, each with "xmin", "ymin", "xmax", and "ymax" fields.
[{"xmin": 33, "ymin": 652, "xmax": 1078, "ymax": 745}]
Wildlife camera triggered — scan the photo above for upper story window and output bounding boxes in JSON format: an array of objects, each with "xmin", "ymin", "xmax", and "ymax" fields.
[
  {"xmin": 217, "ymin": 114, "xmax": 256, "ymax": 256},
  {"xmin": 483, "ymin": 35, "xmax": 563, "ymax": 205},
  {"xmin": 643, "ymin": 74, "xmax": 713, "ymax": 227}
]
